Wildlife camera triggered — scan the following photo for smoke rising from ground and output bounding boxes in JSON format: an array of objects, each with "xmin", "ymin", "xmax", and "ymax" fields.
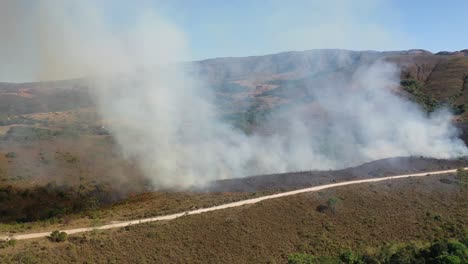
[{"xmin": 0, "ymin": 1, "xmax": 467, "ymax": 189}]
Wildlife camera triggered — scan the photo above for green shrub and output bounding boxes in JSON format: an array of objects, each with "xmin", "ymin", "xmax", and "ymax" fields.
[
  {"xmin": 49, "ymin": 230, "xmax": 68, "ymax": 242},
  {"xmin": 461, "ymin": 238, "xmax": 468, "ymax": 247},
  {"xmin": 287, "ymin": 253, "xmax": 317, "ymax": 264},
  {"xmin": 323, "ymin": 222, "xmax": 334, "ymax": 232},
  {"xmin": 288, "ymin": 238, "xmax": 467, "ymax": 263},
  {"xmin": 146, "ymin": 231, "xmax": 157, "ymax": 238},
  {"xmin": 316, "ymin": 205, "xmax": 328, "ymax": 213},
  {"xmin": 447, "ymin": 241, "xmax": 467, "ymax": 258},
  {"xmin": 4, "ymin": 126, "xmax": 58, "ymax": 142},
  {"xmin": 5, "ymin": 152, "xmax": 17, "ymax": 158},
  {"xmin": 0, "ymin": 238, "xmax": 17, "ymax": 248},
  {"xmin": 339, "ymin": 250, "xmax": 363, "ymax": 264},
  {"xmin": 389, "ymin": 245, "xmax": 423, "ymax": 264},
  {"xmin": 400, "ymin": 79, "xmax": 422, "ymax": 93},
  {"xmin": 8, "ymin": 238, "xmax": 17, "ymax": 247},
  {"xmin": 433, "ymin": 255, "xmax": 461, "ymax": 264},
  {"xmin": 361, "ymin": 255, "xmax": 380, "ymax": 264},
  {"xmin": 327, "ymin": 197, "xmax": 339, "ymax": 213},
  {"xmin": 456, "ymin": 168, "xmax": 468, "ymax": 184}
]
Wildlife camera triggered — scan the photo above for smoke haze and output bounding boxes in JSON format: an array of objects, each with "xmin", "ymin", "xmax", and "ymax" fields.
[{"xmin": 0, "ymin": 1, "xmax": 466, "ymax": 189}]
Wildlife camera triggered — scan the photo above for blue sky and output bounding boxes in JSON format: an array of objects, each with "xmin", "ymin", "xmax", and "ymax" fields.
[
  {"xmin": 101, "ymin": 0, "xmax": 468, "ymax": 60},
  {"xmin": 2, "ymin": 0, "xmax": 466, "ymax": 82}
]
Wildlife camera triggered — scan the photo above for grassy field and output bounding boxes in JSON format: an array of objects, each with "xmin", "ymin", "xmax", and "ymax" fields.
[
  {"xmin": 0, "ymin": 174, "xmax": 466, "ymax": 263},
  {"xmin": 0, "ymin": 188, "xmax": 267, "ymax": 235}
]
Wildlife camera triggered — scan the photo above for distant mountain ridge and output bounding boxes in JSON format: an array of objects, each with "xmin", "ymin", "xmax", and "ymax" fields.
[
  {"xmin": 1, "ymin": 48, "xmax": 468, "ymax": 122},
  {"xmin": 188, "ymin": 49, "xmax": 468, "ymax": 122}
]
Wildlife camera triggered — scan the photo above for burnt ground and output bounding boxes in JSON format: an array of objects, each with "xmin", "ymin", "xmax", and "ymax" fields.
[{"xmin": 206, "ymin": 156, "xmax": 468, "ymax": 192}]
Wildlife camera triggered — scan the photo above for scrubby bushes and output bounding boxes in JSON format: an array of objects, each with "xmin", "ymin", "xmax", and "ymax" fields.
[
  {"xmin": 287, "ymin": 253, "xmax": 318, "ymax": 264},
  {"xmin": 339, "ymin": 250, "xmax": 363, "ymax": 264},
  {"xmin": 3, "ymin": 126, "xmax": 60, "ymax": 141},
  {"xmin": 456, "ymin": 168, "xmax": 468, "ymax": 184},
  {"xmin": 288, "ymin": 238, "xmax": 467, "ymax": 264},
  {"xmin": 0, "ymin": 183, "xmax": 115, "ymax": 223},
  {"xmin": 4, "ymin": 152, "xmax": 17, "ymax": 158},
  {"xmin": 0, "ymin": 238, "xmax": 17, "ymax": 248},
  {"xmin": 401, "ymin": 79, "xmax": 423, "ymax": 93},
  {"xmin": 316, "ymin": 197, "xmax": 340, "ymax": 214},
  {"xmin": 326, "ymin": 197, "xmax": 339, "ymax": 214},
  {"xmin": 49, "ymin": 230, "xmax": 68, "ymax": 242}
]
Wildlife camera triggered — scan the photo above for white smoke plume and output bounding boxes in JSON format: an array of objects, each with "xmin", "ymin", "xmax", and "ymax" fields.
[{"xmin": 0, "ymin": 1, "xmax": 466, "ymax": 189}]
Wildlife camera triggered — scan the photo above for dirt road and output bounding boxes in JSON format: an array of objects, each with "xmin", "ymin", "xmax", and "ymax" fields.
[{"xmin": 1, "ymin": 167, "xmax": 464, "ymax": 241}]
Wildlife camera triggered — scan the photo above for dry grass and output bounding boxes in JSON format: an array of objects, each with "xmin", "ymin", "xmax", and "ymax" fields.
[
  {"xmin": 1, "ymin": 174, "xmax": 466, "ymax": 263},
  {"xmin": 0, "ymin": 189, "xmax": 264, "ymax": 236},
  {"xmin": 423, "ymin": 57, "xmax": 468, "ymax": 101}
]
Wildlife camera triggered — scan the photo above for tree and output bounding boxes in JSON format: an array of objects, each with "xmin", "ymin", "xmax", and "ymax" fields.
[{"xmin": 447, "ymin": 241, "xmax": 468, "ymax": 259}]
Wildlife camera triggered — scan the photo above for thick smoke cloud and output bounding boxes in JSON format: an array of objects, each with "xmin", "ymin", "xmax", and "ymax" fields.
[{"xmin": 0, "ymin": 1, "xmax": 466, "ymax": 189}]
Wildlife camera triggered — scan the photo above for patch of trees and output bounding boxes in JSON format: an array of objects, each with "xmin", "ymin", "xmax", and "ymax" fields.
[
  {"xmin": 0, "ymin": 183, "xmax": 116, "ymax": 223},
  {"xmin": 401, "ymin": 79, "xmax": 466, "ymax": 115},
  {"xmin": 400, "ymin": 79, "xmax": 440, "ymax": 113}
]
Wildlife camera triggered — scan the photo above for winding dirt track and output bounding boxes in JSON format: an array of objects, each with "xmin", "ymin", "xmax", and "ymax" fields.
[{"xmin": 1, "ymin": 167, "xmax": 464, "ymax": 241}]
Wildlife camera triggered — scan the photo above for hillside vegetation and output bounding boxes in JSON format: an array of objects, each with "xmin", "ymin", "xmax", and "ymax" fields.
[{"xmin": 0, "ymin": 174, "xmax": 466, "ymax": 263}]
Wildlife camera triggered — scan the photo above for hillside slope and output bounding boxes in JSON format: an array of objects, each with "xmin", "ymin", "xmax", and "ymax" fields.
[{"xmin": 1, "ymin": 174, "xmax": 466, "ymax": 263}]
